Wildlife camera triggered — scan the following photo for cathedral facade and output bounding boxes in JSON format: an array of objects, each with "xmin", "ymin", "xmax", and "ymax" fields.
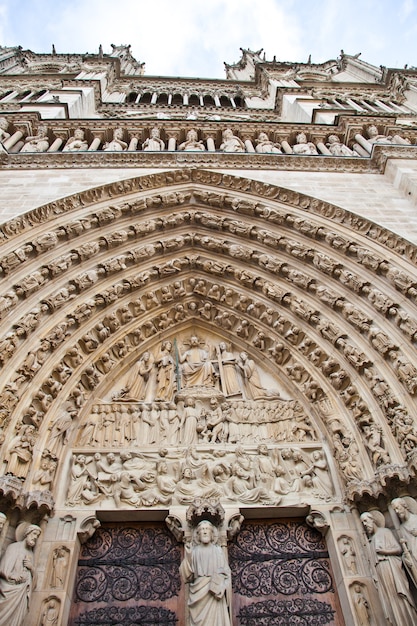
[{"xmin": 0, "ymin": 43, "xmax": 417, "ymax": 625}]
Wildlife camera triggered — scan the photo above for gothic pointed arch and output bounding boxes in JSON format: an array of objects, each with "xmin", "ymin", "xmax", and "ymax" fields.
[{"xmin": 0, "ymin": 168, "xmax": 416, "ymax": 516}]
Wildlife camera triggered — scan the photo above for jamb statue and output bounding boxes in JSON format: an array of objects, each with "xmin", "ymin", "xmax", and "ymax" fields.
[{"xmin": 180, "ymin": 520, "xmax": 231, "ymax": 626}]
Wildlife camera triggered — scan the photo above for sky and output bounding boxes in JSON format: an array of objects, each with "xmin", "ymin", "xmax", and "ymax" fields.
[{"xmin": 0, "ymin": 0, "xmax": 415, "ymax": 78}]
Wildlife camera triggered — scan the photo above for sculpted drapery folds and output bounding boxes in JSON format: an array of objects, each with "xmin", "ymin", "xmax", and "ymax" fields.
[
  {"xmin": 180, "ymin": 521, "xmax": 231, "ymax": 626},
  {"xmin": 361, "ymin": 510, "xmax": 417, "ymax": 626},
  {"xmin": 392, "ymin": 497, "xmax": 417, "ymax": 586},
  {"xmin": 179, "ymin": 336, "xmax": 216, "ymax": 388},
  {"xmin": 0, "ymin": 525, "xmax": 41, "ymax": 626}
]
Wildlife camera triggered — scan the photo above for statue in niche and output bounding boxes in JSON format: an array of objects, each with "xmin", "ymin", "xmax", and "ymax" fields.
[
  {"xmin": 220, "ymin": 128, "xmax": 245, "ymax": 152},
  {"xmin": 118, "ymin": 351, "xmax": 155, "ymax": 401},
  {"xmin": 360, "ymin": 510, "xmax": 417, "ymax": 625},
  {"xmin": 326, "ymin": 134, "xmax": 357, "ymax": 156},
  {"xmin": 366, "ymin": 124, "xmax": 410, "ymax": 145},
  {"xmin": 155, "ymin": 340, "xmax": 176, "ymax": 401},
  {"xmin": 103, "ymin": 127, "xmax": 127, "ymax": 151},
  {"xmin": 217, "ymin": 342, "xmax": 240, "ymax": 397},
  {"xmin": 142, "ymin": 127, "xmax": 165, "ymax": 151},
  {"xmin": 20, "ymin": 125, "xmax": 50, "ymax": 152},
  {"xmin": 392, "ymin": 497, "xmax": 417, "ymax": 586},
  {"xmin": 236, "ymin": 352, "xmax": 279, "ymax": 400},
  {"xmin": 179, "ymin": 336, "xmax": 216, "ymax": 388},
  {"xmin": 255, "ymin": 132, "xmax": 282, "ymax": 153},
  {"xmin": 5, "ymin": 424, "xmax": 37, "ymax": 479},
  {"xmin": 291, "ymin": 132, "xmax": 318, "ymax": 155},
  {"xmin": 338, "ymin": 536, "xmax": 357, "ymax": 575},
  {"xmin": 351, "ymin": 584, "xmax": 371, "ymax": 626},
  {"xmin": 180, "ymin": 520, "xmax": 231, "ymax": 626},
  {"xmin": 0, "ymin": 524, "xmax": 41, "ymax": 626},
  {"xmin": 50, "ymin": 546, "xmax": 69, "ymax": 589},
  {"xmin": 179, "ymin": 129, "xmax": 206, "ymax": 151},
  {"xmin": 63, "ymin": 128, "xmax": 88, "ymax": 151},
  {"xmin": 39, "ymin": 597, "xmax": 60, "ymax": 626}
]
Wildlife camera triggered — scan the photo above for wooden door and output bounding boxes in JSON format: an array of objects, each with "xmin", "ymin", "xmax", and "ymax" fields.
[
  {"xmin": 68, "ymin": 522, "xmax": 183, "ymax": 625},
  {"xmin": 228, "ymin": 519, "xmax": 345, "ymax": 626}
]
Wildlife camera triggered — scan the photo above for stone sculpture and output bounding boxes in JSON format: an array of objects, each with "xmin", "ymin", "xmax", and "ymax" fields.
[
  {"xmin": 0, "ymin": 524, "xmax": 41, "ymax": 626},
  {"xmin": 179, "ymin": 129, "xmax": 205, "ymax": 151},
  {"xmin": 220, "ymin": 128, "xmax": 245, "ymax": 152},
  {"xmin": 392, "ymin": 496, "xmax": 417, "ymax": 586},
  {"xmin": 63, "ymin": 128, "xmax": 88, "ymax": 151},
  {"xmin": 326, "ymin": 134, "xmax": 357, "ymax": 156},
  {"xmin": 142, "ymin": 127, "xmax": 165, "ymax": 151},
  {"xmin": 179, "ymin": 336, "xmax": 216, "ymax": 388},
  {"xmin": 361, "ymin": 510, "xmax": 417, "ymax": 625},
  {"xmin": 255, "ymin": 132, "xmax": 282, "ymax": 153},
  {"xmin": 351, "ymin": 584, "xmax": 371, "ymax": 626},
  {"xmin": 366, "ymin": 124, "xmax": 410, "ymax": 145},
  {"xmin": 103, "ymin": 127, "xmax": 127, "ymax": 151},
  {"xmin": 180, "ymin": 520, "xmax": 231, "ymax": 626},
  {"xmin": 20, "ymin": 125, "xmax": 50, "ymax": 152},
  {"xmin": 292, "ymin": 132, "xmax": 318, "ymax": 155},
  {"xmin": 0, "ymin": 117, "xmax": 10, "ymax": 146}
]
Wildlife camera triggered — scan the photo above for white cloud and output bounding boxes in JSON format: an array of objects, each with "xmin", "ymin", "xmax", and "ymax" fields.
[{"xmin": 1, "ymin": 0, "xmax": 416, "ymax": 76}]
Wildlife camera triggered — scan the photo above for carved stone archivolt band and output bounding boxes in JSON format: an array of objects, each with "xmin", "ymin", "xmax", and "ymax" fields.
[{"xmin": 0, "ymin": 170, "xmax": 416, "ymax": 514}]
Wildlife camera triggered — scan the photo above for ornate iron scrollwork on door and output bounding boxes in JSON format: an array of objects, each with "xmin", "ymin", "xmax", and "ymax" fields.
[
  {"xmin": 69, "ymin": 523, "xmax": 182, "ymax": 626},
  {"xmin": 229, "ymin": 520, "xmax": 341, "ymax": 626}
]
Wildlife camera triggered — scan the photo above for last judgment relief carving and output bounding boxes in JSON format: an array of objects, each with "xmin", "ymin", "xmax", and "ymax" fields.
[{"xmin": 67, "ymin": 333, "xmax": 335, "ymax": 510}]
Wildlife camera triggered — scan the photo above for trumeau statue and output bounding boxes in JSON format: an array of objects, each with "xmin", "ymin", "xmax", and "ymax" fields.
[{"xmin": 180, "ymin": 520, "xmax": 231, "ymax": 626}]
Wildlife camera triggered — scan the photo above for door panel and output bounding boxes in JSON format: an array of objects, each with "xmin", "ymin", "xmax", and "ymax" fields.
[
  {"xmin": 69, "ymin": 522, "xmax": 183, "ymax": 625},
  {"xmin": 229, "ymin": 519, "xmax": 344, "ymax": 626}
]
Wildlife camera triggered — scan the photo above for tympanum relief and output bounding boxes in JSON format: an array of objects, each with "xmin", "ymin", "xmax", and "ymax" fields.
[{"xmin": 67, "ymin": 334, "xmax": 335, "ymax": 509}]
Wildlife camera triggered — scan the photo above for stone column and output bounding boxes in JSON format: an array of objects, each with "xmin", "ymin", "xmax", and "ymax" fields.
[
  {"xmin": 88, "ymin": 137, "xmax": 101, "ymax": 151},
  {"xmin": 354, "ymin": 134, "xmax": 372, "ymax": 154},
  {"xmin": 128, "ymin": 137, "xmax": 138, "ymax": 151},
  {"xmin": 281, "ymin": 140, "xmax": 293, "ymax": 154},
  {"xmin": 167, "ymin": 132, "xmax": 179, "ymax": 151},
  {"xmin": 205, "ymin": 135, "xmax": 216, "ymax": 152},
  {"xmin": 3, "ymin": 131, "xmax": 23, "ymax": 151},
  {"xmin": 47, "ymin": 138, "xmax": 63, "ymax": 152},
  {"xmin": 243, "ymin": 137, "xmax": 255, "ymax": 153},
  {"xmin": 317, "ymin": 142, "xmax": 332, "ymax": 156}
]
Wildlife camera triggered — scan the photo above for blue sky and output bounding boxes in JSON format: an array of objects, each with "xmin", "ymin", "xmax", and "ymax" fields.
[{"xmin": 0, "ymin": 0, "xmax": 415, "ymax": 78}]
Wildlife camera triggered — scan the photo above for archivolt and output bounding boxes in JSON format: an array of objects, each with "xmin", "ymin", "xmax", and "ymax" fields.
[{"xmin": 0, "ymin": 169, "xmax": 417, "ymax": 505}]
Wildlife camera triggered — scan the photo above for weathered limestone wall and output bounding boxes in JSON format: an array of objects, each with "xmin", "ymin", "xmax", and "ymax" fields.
[{"xmin": 1, "ymin": 158, "xmax": 417, "ymax": 242}]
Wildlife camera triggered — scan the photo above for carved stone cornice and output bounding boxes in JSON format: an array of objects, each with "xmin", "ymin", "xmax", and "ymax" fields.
[{"xmin": 0, "ymin": 150, "xmax": 376, "ymax": 173}]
